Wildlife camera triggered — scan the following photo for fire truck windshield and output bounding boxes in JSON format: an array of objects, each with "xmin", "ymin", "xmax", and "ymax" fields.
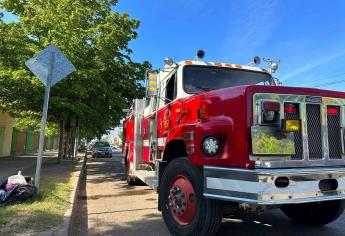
[{"xmin": 183, "ymin": 65, "xmax": 272, "ymax": 94}]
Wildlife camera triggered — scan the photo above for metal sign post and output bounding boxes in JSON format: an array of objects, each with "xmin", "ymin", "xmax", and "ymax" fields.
[
  {"xmin": 25, "ymin": 45, "xmax": 75, "ymax": 192},
  {"xmin": 34, "ymin": 52, "xmax": 53, "ymax": 190}
]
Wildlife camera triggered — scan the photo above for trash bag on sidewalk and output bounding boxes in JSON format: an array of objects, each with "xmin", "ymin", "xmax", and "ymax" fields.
[
  {"xmin": 0, "ymin": 186, "xmax": 17, "ymax": 203},
  {"xmin": 3, "ymin": 185, "xmax": 36, "ymax": 205},
  {"xmin": 5, "ymin": 183, "xmax": 16, "ymax": 192},
  {"xmin": 8, "ymin": 171, "xmax": 27, "ymax": 185},
  {"xmin": 0, "ymin": 189, "xmax": 6, "ymax": 199},
  {"xmin": 0, "ymin": 176, "xmax": 7, "ymax": 188},
  {"xmin": 0, "ymin": 172, "xmax": 36, "ymax": 206}
]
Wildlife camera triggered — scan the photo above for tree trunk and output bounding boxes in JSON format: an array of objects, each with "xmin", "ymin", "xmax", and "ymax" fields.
[
  {"xmin": 73, "ymin": 117, "xmax": 80, "ymax": 159},
  {"xmin": 69, "ymin": 116, "xmax": 77, "ymax": 160},
  {"xmin": 70, "ymin": 128, "xmax": 76, "ymax": 160},
  {"xmin": 63, "ymin": 125, "xmax": 70, "ymax": 159},
  {"xmin": 68, "ymin": 127, "xmax": 72, "ymax": 159},
  {"xmin": 57, "ymin": 119, "xmax": 65, "ymax": 163}
]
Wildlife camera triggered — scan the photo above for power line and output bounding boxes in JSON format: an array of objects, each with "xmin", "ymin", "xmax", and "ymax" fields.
[
  {"xmin": 314, "ymin": 79, "xmax": 345, "ymax": 88},
  {"xmin": 288, "ymin": 71, "xmax": 345, "ymax": 86}
]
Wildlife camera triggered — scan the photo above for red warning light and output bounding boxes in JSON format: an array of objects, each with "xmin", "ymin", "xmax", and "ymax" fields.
[
  {"xmin": 284, "ymin": 103, "xmax": 297, "ymax": 114},
  {"xmin": 327, "ymin": 107, "xmax": 338, "ymax": 115}
]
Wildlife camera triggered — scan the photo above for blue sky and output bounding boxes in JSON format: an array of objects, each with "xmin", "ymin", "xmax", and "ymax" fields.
[
  {"xmin": 115, "ymin": 0, "xmax": 345, "ymax": 90},
  {"xmin": 3, "ymin": 0, "xmax": 345, "ymax": 90}
]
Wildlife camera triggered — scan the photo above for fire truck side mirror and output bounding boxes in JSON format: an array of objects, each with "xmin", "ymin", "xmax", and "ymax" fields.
[
  {"xmin": 147, "ymin": 72, "xmax": 158, "ymax": 97},
  {"xmin": 122, "ymin": 109, "xmax": 131, "ymax": 113}
]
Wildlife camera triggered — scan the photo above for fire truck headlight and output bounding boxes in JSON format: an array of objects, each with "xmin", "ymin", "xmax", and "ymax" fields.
[
  {"xmin": 263, "ymin": 110, "xmax": 275, "ymax": 121},
  {"xmin": 260, "ymin": 100, "xmax": 280, "ymax": 125},
  {"xmin": 202, "ymin": 137, "xmax": 219, "ymax": 156}
]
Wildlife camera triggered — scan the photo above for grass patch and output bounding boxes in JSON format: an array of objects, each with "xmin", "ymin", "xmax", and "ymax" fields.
[{"xmin": 0, "ymin": 175, "xmax": 73, "ymax": 235}]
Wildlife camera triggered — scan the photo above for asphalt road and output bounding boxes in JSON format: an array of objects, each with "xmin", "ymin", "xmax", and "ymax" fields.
[{"xmin": 73, "ymin": 152, "xmax": 345, "ymax": 236}]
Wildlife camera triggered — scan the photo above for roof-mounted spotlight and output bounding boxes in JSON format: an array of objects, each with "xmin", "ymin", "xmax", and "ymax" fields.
[
  {"xmin": 247, "ymin": 56, "xmax": 261, "ymax": 66},
  {"xmin": 270, "ymin": 62, "xmax": 279, "ymax": 73},
  {"xmin": 164, "ymin": 57, "xmax": 175, "ymax": 66},
  {"xmin": 253, "ymin": 56, "xmax": 261, "ymax": 65},
  {"xmin": 263, "ymin": 58, "xmax": 280, "ymax": 74},
  {"xmin": 193, "ymin": 49, "xmax": 206, "ymax": 61},
  {"xmin": 197, "ymin": 50, "xmax": 205, "ymax": 59}
]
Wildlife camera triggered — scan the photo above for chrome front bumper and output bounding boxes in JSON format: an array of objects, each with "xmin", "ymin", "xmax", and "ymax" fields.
[{"xmin": 203, "ymin": 166, "xmax": 345, "ymax": 205}]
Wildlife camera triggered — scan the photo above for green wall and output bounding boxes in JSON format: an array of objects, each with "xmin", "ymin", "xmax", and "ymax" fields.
[{"xmin": 25, "ymin": 128, "xmax": 35, "ymax": 153}]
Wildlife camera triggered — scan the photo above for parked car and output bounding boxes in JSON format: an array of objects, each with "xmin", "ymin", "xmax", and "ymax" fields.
[{"xmin": 91, "ymin": 141, "xmax": 112, "ymax": 158}]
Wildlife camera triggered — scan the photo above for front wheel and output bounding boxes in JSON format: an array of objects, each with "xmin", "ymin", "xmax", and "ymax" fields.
[
  {"xmin": 159, "ymin": 157, "xmax": 223, "ymax": 236},
  {"xmin": 281, "ymin": 200, "xmax": 345, "ymax": 226}
]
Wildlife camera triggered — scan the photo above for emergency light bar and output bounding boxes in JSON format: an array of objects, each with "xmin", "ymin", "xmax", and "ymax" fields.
[{"xmin": 147, "ymin": 72, "xmax": 158, "ymax": 97}]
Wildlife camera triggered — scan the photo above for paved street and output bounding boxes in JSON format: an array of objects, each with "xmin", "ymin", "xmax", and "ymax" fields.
[
  {"xmin": 73, "ymin": 152, "xmax": 345, "ymax": 236},
  {"xmin": 0, "ymin": 151, "xmax": 58, "ymax": 177}
]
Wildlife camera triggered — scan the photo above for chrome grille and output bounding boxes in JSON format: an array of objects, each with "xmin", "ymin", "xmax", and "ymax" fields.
[
  {"xmin": 306, "ymin": 104, "xmax": 323, "ymax": 159},
  {"xmin": 253, "ymin": 93, "xmax": 345, "ymax": 168},
  {"xmin": 327, "ymin": 106, "xmax": 342, "ymax": 159},
  {"xmin": 285, "ymin": 104, "xmax": 303, "ymax": 160}
]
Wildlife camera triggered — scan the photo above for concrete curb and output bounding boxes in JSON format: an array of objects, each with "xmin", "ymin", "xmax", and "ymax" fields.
[
  {"xmin": 58, "ymin": 156, "xmax": 87, "ymax": 236},
  {"xmin": 68, "ymin": 156, "xmax": 88, "ymax": 235},
  {"xmin": 36, "ymin": 156, "xmax": 87, "ymax": 236}
]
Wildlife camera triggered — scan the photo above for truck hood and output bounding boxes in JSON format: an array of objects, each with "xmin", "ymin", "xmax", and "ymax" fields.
[
  {"xmin": 212, "ymin": 85, "xmax": 345, "ymax": 99},
  {"xmin": 190, "ymin": 85, "xmax": 345, "ymax": 169},
  {"xmin": 208, "ymin": 84, "xmax": 345, "ymax": 131}
]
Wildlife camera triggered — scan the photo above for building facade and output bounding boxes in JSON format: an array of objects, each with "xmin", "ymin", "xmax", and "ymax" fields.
[
  {"xmin": 0, "ymin": 111, "xmax": 15, "ymax": 157},
  {"xmin": 0, "ymin": 111, "xmax": 59, "ymax": 157}
]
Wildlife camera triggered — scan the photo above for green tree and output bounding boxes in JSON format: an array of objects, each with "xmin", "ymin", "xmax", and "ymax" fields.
[
  {"xmin": 13, "ymin": 112, "xmax": 59, "ymax": 137},
  {"xmin": 0, "ymin": 0, "xmax": 150, "ymax": 158}
]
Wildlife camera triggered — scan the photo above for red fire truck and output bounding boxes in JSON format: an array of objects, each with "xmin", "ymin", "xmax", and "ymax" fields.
[{"xmin": 122, "ymin": 51, "xmax": 345, "ymax": 236}]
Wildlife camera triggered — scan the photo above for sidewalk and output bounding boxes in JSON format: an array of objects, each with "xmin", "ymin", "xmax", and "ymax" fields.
[
  {"xmin": 0, "ymin": 151, "xmax": 58, "ymax": 177},
  {"xmin": 71, "ymin": 152, "xmax": 169, "ymax": 236}
]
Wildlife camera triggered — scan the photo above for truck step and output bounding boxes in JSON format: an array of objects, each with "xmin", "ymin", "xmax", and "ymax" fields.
[{"xmin": 134, "ymin": 170, "xmax": 158, "ymax": 190}]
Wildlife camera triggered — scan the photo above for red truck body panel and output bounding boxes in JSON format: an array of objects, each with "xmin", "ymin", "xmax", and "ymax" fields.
[{"xmin": 123, "ymin": 85, "xmax": 345, "ymax": 169}]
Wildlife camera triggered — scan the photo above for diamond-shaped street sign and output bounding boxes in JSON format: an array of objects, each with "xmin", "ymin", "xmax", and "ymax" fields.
[
  {"xmin": 24, "ymin": 45, "xmax": 76, "ymax": 192},
  {"xmin": 25, "ymin": 45, "xmax": 76, "ymax": 87}
]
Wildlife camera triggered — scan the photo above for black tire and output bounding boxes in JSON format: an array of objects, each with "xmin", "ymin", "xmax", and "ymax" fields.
[
  {"xmin": 281, "ymin": 200, "xmax": 345, "ymax": 226},
  {"xmin": 125, "ymin": 151, "xmax": 140, "ymax": 186},
  {"xmin": 127, "ymin": 175, "xmax": 140, "ymax": 186},
  {"xmin": 159, "ymin": 157, "xmax": 223, "ymax": 236}
]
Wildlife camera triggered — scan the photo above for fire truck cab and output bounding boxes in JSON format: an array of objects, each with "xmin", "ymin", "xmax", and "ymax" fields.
[{"xmin": 122, "ymin": 52, "xmax": 345, "ymax": 236}]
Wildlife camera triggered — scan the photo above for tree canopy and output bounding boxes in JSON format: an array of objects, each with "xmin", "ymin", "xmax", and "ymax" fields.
[{"xmin": 0, "ymin": 0, "xmax": 150, "ymax": 138}]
